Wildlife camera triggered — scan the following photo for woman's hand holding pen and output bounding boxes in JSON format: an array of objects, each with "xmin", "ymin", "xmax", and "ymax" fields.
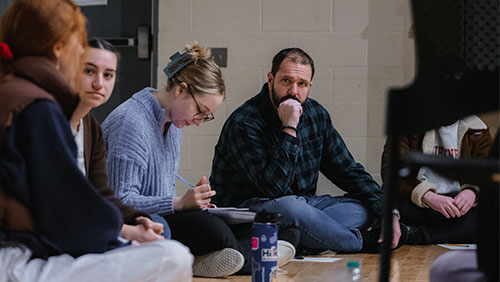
[{"xmin": 174, "ymin": 176, "xmax": 216, "ymax": 211}]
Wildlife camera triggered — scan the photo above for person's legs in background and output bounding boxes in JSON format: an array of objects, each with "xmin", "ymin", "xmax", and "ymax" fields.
[
  {"xmin": 398, "ymin": 197, "xmax": 478, "ymax": 244},
  {"xmin": 305, "ymin": 195, "xmax": 372, "ymax": 254},
  {"xmin": 243, "ymin": 195, "xmax": 368, "ymax": 253},
  {"xmin": 309, "ymin": 195, "xmax": 370, "ymax": 230}
]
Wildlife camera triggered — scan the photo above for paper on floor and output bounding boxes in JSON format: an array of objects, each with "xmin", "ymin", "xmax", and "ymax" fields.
[
  {"xmin": 291, "ymin": 257, "xmax": 343, "ymax": 263},
  {"xmin": 438, "ymin": 243, "xmax": 477, "ymax": 250}
]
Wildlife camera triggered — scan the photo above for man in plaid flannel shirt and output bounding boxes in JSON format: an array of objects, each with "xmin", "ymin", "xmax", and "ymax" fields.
[{"xmin": 210, "ymin": 48, "xmax": 405, "ymax": 253}]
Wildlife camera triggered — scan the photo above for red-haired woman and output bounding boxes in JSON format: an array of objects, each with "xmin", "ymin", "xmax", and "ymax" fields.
[{"xmin": 0, "ymin": 1, "xmax": 191, "ymax": 281}]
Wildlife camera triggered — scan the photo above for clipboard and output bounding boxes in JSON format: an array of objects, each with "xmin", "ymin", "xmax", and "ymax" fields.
[{"xmin": 204, "ymin": 207, "xmax": 256, "ymax": 225}]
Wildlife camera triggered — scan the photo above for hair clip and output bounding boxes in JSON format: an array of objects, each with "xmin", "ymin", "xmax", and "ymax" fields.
[
  {"xmin": 163, "ymin": 51, "xmax": 194, "ymax": 79},
  {"xmin": 0, "ymin": 42, "xmax": 14, "ymax": 61}
]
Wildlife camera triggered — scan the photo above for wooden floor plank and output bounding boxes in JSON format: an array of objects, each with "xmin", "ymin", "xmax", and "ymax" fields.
[{"xmin": 193, "ymin": 245, "xmax": 450, "ymax": 282}]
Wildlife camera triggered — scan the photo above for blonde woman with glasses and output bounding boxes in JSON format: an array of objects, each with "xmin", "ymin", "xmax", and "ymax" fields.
[{"xmin": 102, "ymin": 43, "xmax": 251, "ymax": 278}]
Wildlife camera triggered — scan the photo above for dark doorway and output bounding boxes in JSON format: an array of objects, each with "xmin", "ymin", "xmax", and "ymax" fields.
[
  {"xmin": 0, "ymin": 0, "xmax": 158, "ymax": 122},
  {"xmin": 81, "ymin": 0, "xmax": 158, "ymax": 122}
]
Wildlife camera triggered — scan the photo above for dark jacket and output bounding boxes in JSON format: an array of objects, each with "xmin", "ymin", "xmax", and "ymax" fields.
[
  {"xmin": 211, "ymin": 84, "xmax": 384, "ymax": 216},
  {"xmin": 0, "ymin": 56, "xmax": 124, "ymax": 258}
]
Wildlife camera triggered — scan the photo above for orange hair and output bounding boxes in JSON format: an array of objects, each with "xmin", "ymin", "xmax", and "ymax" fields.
[{"xmin": 0, "ymin": 0, "xmax": 88, "ymax": 77}]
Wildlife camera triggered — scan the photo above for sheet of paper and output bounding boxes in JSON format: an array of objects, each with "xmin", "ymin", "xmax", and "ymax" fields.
[
  {"xmin": 438, "ymin": 243, "xmax": 477, "ymax": 250},
  {"xmin": 291, "ymin": 257, "xmax": 343, "ymax": 263}
]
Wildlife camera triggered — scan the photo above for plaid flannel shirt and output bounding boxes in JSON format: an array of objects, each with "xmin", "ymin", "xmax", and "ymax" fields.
[{"xmin": 210, "ymin": 84, "xmax": 384, "ymax": 216}]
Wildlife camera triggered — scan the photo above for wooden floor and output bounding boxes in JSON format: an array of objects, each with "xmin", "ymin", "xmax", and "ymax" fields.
[{"xmin": 193, "ymin": 245, "xmax": 449, "ymax": 282}]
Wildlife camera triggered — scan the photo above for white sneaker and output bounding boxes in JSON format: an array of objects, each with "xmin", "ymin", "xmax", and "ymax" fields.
[
  {"xmin": 277, "ymin": 240, "xmax": 296, "ymax": 267},
  {"xmin": 192, "ymin": 248, "xmax": 244, "ymax": 277}
]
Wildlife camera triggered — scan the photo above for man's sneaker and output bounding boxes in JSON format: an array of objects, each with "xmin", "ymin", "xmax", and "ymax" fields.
[
  {"xmin": 192, "ymin": 248, "xmax": 244, "ymax": 277},
  {"xmin": 277, "ymin": 240, "xmax": 296, "ymax": 267}
]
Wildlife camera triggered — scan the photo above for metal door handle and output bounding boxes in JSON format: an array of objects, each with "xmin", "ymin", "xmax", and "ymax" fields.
[
  {"xmin": 137, "ymin": 25, "xmax": 150, "ymax": 60},
  {"xmin": 98, "ymin": 25, "xmax": 150, "ymax": 60}
]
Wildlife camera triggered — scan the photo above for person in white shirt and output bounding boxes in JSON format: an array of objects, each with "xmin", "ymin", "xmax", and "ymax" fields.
[{"xmin": 381, "ymin": 115, "xmax": 492, "ymax": 244}]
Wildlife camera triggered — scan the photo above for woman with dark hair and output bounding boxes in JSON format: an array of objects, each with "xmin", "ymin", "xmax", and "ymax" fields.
[
  {"xmin": 70, "ymin": 38, "xmax": 168, "ymax": 242},
  {"xmin": 0, "ymin": 1, "xmax": 191, "ymax": 281}
]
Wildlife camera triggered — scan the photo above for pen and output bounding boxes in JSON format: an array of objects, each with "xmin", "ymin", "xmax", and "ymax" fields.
[
  {"xmin": 175, "ymin": 174, "xmax": 195, "ymax": 188},
  {"xmin": 175, "ymin": 174, "xmax": 218, "ymax": 209}
]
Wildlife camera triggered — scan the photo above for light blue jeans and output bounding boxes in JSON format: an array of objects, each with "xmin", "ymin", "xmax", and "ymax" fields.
[{"xmin": 241, "ymin": 195, "xmax": 370, "ymax": 252}]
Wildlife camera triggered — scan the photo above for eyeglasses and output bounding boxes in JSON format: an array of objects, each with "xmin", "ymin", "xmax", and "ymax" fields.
[{"xmin": 186, "ymin": 85, "xmax": 215, "ymax": 122}]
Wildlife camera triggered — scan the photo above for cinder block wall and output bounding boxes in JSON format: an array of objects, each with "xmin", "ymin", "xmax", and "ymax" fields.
[{"xmin": 158, "ymin": 0, "xmax": 416, "ymax": 197}]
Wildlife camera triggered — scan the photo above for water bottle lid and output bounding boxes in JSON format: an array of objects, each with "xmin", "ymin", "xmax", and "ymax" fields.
[
  {"xmin": 254, "ymin": 211, "xmax": 279, "ymax": 223},
  {"xmin": 346, "ymin": 261, "xmax": 360, "ymax": 268}
]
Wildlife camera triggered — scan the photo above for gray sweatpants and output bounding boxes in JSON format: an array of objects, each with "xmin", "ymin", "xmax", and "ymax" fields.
[{"xmin": 0, "ymin": 240, "xmax": 193, "ymax": 282}]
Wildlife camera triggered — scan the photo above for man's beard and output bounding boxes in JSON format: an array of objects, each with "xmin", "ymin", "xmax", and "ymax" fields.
[{"xmin": 271, "ymin": 82, "xmax": 304, "ymax": 107}]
